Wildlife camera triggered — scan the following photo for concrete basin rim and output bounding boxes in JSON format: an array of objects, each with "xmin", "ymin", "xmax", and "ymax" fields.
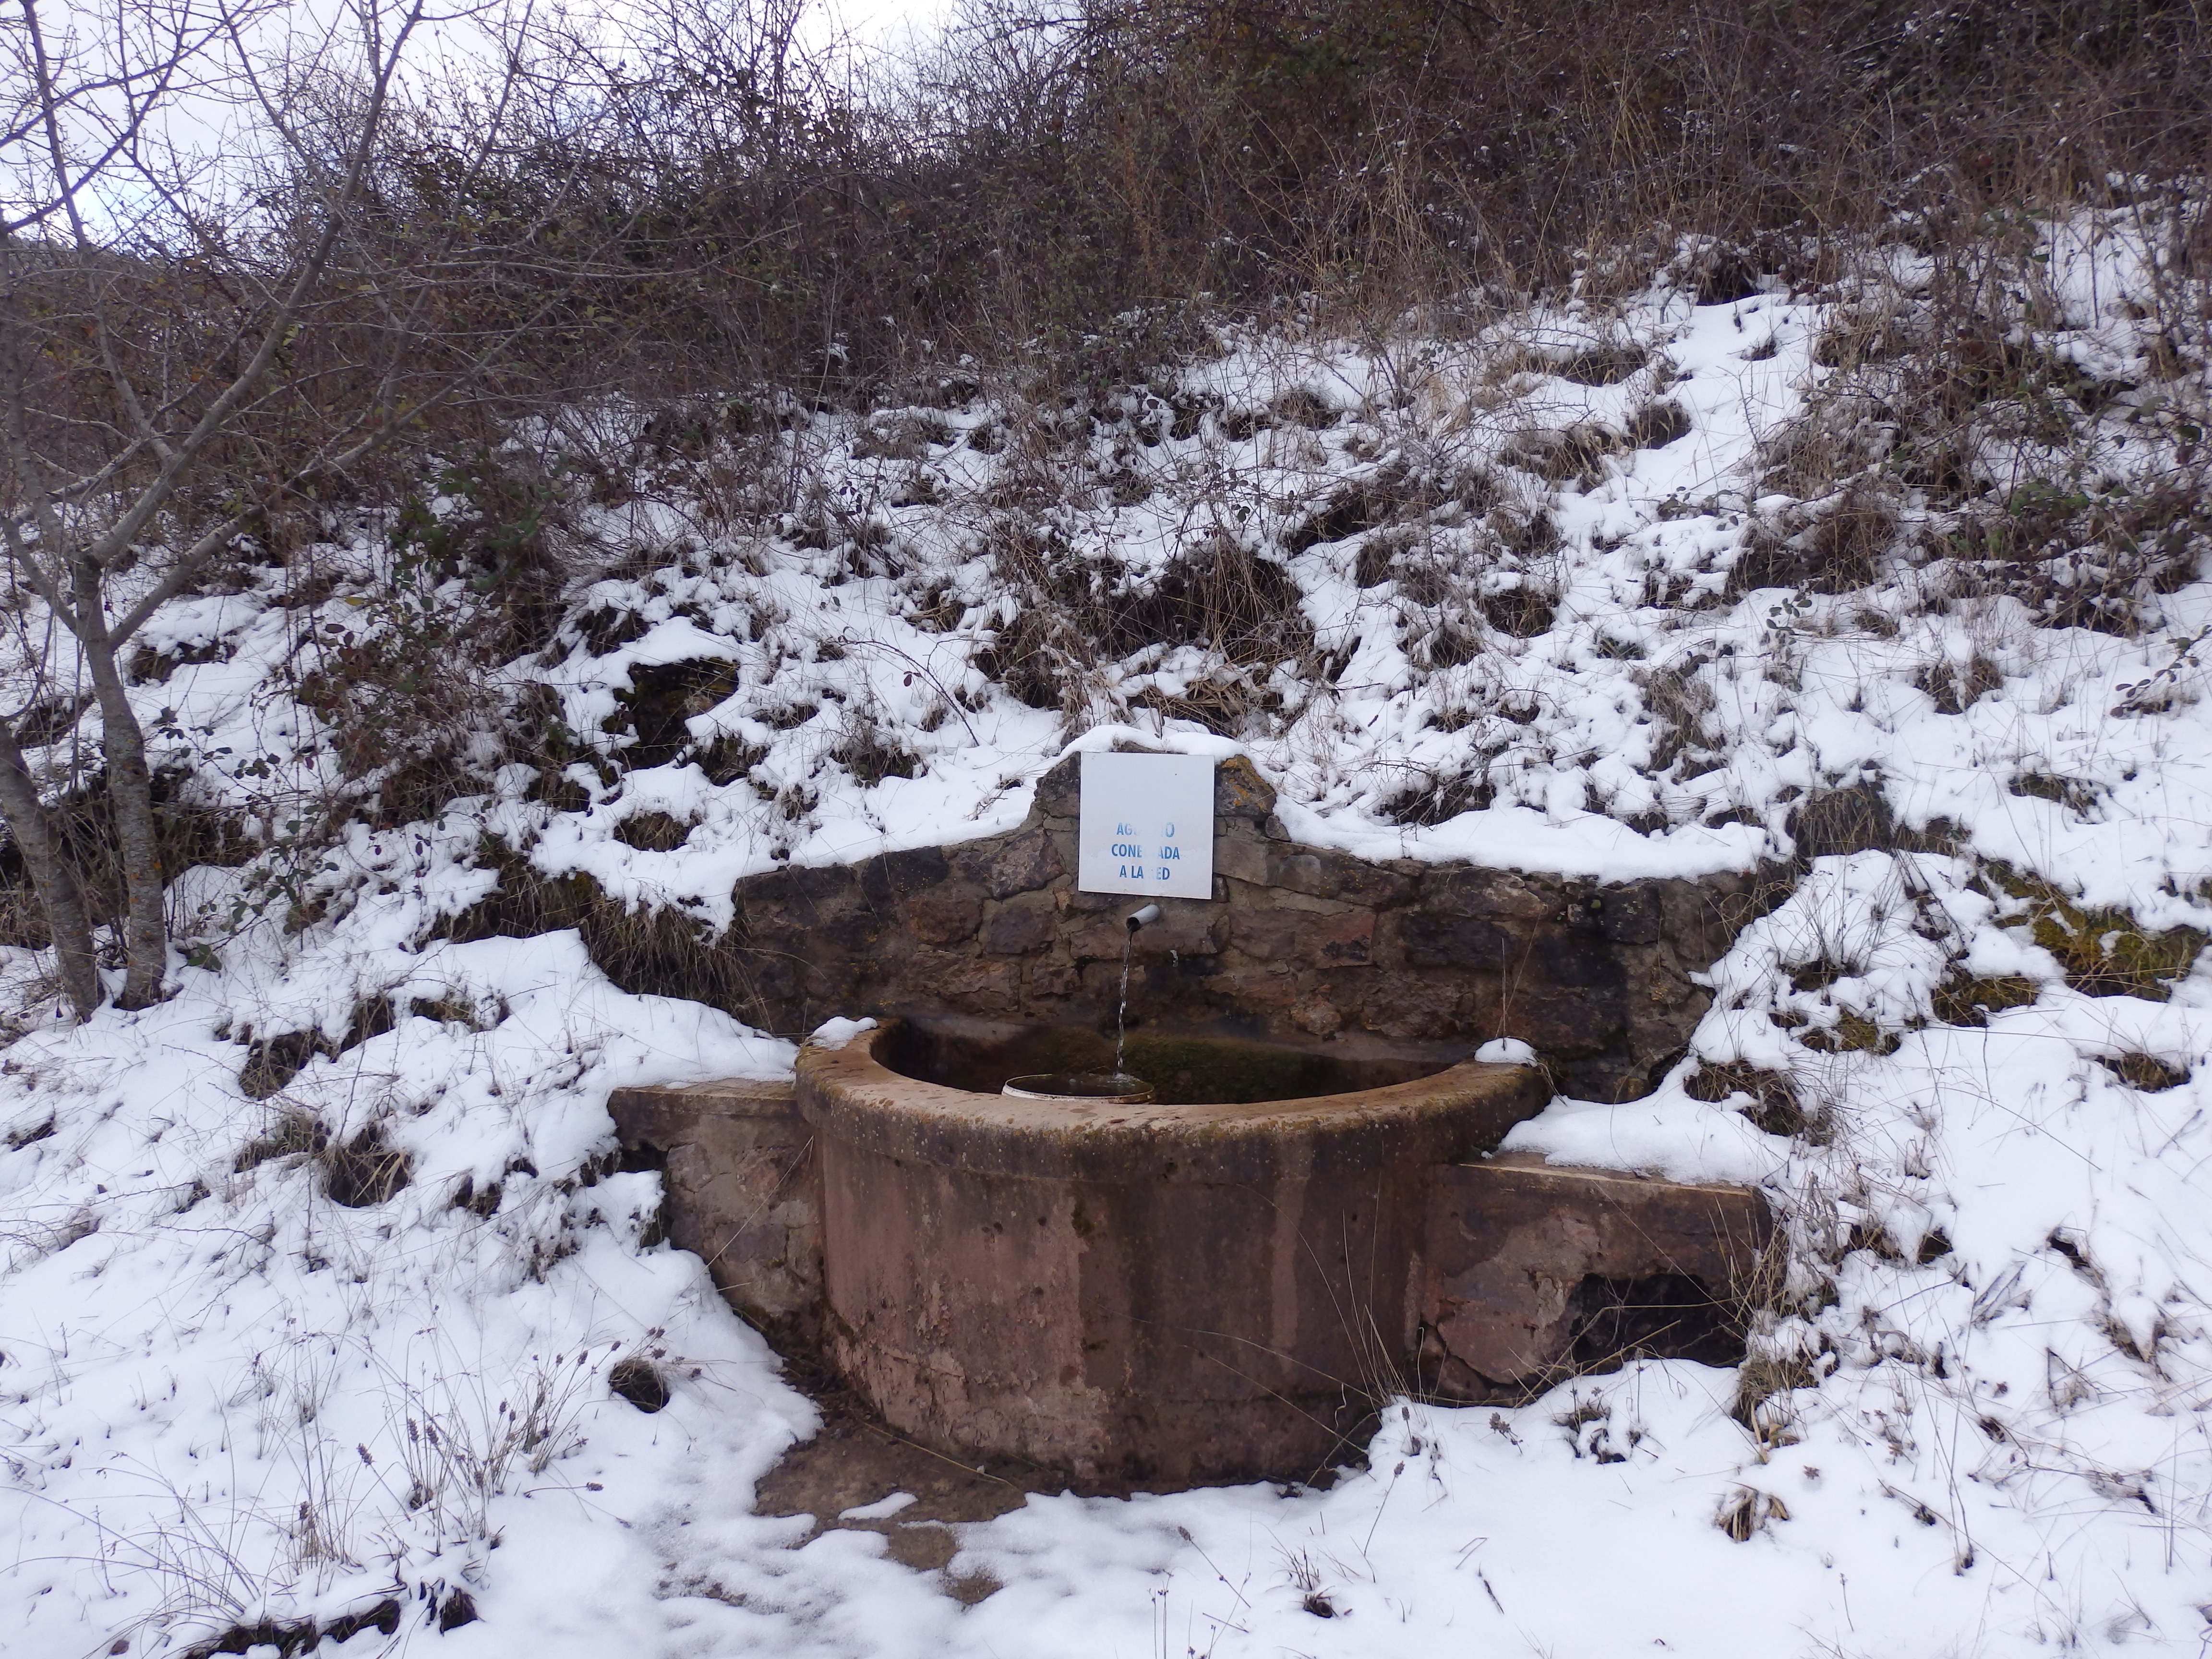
[{"xmin": 795, "ymin": 1021, "xmax": 1551, "ymax": 1181}]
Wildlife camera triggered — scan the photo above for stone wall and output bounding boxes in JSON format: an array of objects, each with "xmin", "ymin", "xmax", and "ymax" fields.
[
  {"xmin": 606, "ymin": 1059, "xmax": 1776, "ymax": 1480},
  {"xmin": 719, "ymin": 751, "xmax": 1759, "ymax": 1101},
  {"xmin": 602, "ymin": 1078, "xmax": 821, "ymax": 1346},
  {"xmin": 1420, "ymin": 1153, "xmax": 1771, "ymax": 1399}
]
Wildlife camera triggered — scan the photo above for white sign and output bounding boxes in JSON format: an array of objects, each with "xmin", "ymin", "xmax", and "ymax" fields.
[{"xmin": 1077, "ymin": 751, "xmax": 1215, "ymax": 899}]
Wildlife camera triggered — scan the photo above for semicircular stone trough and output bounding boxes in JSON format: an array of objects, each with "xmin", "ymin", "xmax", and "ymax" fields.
[
  {"xmin": 606, "ymin": 750, "xmax": 1777, "ymax": 1489},
  {"xmin": 798, "ymin": 1021, "xmax": 1548, "ymax": 1482}
]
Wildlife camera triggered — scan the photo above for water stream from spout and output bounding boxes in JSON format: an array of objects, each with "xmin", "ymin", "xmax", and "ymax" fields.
[{"xmin": 1116, "ymin": 926, "xmax": 1135, "ymax": 1078}]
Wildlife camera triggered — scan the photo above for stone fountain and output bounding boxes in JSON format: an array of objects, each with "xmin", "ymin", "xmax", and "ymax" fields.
[{"xmin": 608, "ymin": 748, "xmax": 1772, "ymax": 1487}]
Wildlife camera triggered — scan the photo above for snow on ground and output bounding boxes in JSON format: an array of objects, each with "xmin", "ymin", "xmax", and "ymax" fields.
[{"xmin": 6, "ymin": 205, "xmax": 2212, "ymax": 1655}]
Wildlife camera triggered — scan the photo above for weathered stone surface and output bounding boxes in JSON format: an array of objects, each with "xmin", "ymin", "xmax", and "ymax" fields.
[
  {"xmin": 911, "ymin": 951, "xmax": 1021, "ymax": 1011},
  {"xmin": 605, "ymin": 1079, "xmax": 820, "ymax": 1343},
  {"xmin": 1260, "ymin": 848, "xmax": 1418, "ymax": 908},
  {"xmin": 1212, "ymin": 754, "xmax": 1276, "ymax": 819},
  {"xmin": 783, "ymin": 861, "xmax": 862, "ymax": 908},
  {"xmin": 1033, "ymin": 756, "xmax": 1083, "ymax": 818},
  {"xmin": 1208, "ymin": 966, "xmax": 1302, "ymax": 1008},
  {"xmin": 799, "ymin": 959, "xmax": 866, "ymax": 1005},
  {"xmin": 617, "ymin": 1026, "xmax": 1774, "ymax": 1489},
  {"xmin": 688, "ymin": 744, "xmax": 1746, "ymax": 1101},
  {"xmin": 1026, "ymin": 960, "xmax": 1081, "ymax": 1000},
  {"xmin": 1231, "ymin": 907, "xmax": 1374, "ymax": 968},
  {"xmin": 798, "ymin": 1022, "xmax": 1550, "ymax": 1482},
  {"xmin": 1509, "ymin": 985, "xmax": 1628, "ymax": 1056},
  {"xmin": 1211, "ymin": 833, "xmax": 1272, "ymax": 885},
  {"xmin": 1588, "ymin": 881, "xmax": 1663, "ymax": 945},
  {"xmin": 1398, "ymin": 910, "xmax": 1518, "ymax": 970},
  {"xmin": 1070, "ymin": 911, "xmax": 1225, "ymax": 961},
  {"xmin": 867, "ymin": 844, "xmax": 950, "ymax": 897},
  {"xmin": 1054, "ymin": 883, "xmax": 1120, "ymax": 914},
  {"xmin": 1360, "ymin": 975, "xmax": 1466, "ymax": 1039},
  {"xmin": 981, "ymin": 897, "xmax": 1057, "ymax": 954},
  {"xmin": 988, "ymin": 830, "xmax": 1063, "ymax": 898},
  {"xmin": 1420, "ymin": 1153, "xmax": 1773, "ymax": 1398},
  {"xmin": 1422, "ymin": 867, "xmax": 1551, "ymax": 921},
  {"xmin": 908, "ymin": 892, "xmax": 981, "ymax": 945},
  {"xmin": 1526, "ymin": 926, "xmax": 1623, "ymax": 990}
]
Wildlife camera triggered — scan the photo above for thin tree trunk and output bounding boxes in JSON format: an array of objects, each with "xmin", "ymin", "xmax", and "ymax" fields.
[
  {"xmin": 72, "ymin": 565, "xmax": 165, "ymax": 1008},
  {"xmin": 0, "ymin": 722, "xmax": 100, "ymax": 1019},
  {"xmin": 84, "ymin": 657, "xmax": 164, "ymax": 1008}
]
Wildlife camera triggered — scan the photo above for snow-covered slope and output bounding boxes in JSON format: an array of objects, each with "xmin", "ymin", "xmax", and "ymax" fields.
[{"xmin": 6, "ymin": 204, "xmax": 2212, "ymax": 1656}]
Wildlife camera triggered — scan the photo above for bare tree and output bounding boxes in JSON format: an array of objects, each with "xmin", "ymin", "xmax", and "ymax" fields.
[{"xmin": 0, "ymin": 0, "xmax": 622, "ymax": 1017}]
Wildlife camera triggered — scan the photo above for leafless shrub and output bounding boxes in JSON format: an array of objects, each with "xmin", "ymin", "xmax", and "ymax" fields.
[
  {"xmin": 1685, "ymin": 1061, "xmax": 1820, "ymax": 1142},
  {"xmin": 231, "ymin": 1103, "xmax": 412, "ymax": 1206},
  {"xmin": 322, "ymin": 1124, "xmax": 414, "ymax": 1209},
  {"xmin": 0, "ymin": 0, "xmax": 644, "ymax": 1016},
  {"xmin": 1503, "ymin": 423, "xmax": 1625, "ymax": 484},
  {"xmin": 442, "ymin": 855, "xmax": 771, "ymax": 1023},
  {"xmin": 10, "ymin": 0, "xmax": 2210, "ymax": 1033},
  {"xmin": 1716, "ymin": 1483, "xmax": 1792, "ymax": 1540},
  {"xmin": 1734, "ymin": 484, "xmax": 1904, "ymax": 594},
  {"xmin": 830, "ymin": 704, "xmax": 924, "ymax": 787},
  {"xmin": 1380, "ymin": 765, "xmax": 1494, "ymax": 827},
  {"xmin": 383, "ymin": 1346, "xmax": 601, "ymax": 1542},
  {"xmin": 1632, "ymin": 661, "xmax": 1718, "ymax": 781}
]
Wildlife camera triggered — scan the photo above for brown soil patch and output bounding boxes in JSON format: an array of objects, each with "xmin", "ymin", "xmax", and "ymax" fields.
[{"xmin": 753, "ymin": 1382, "xmax": 1048, "ymax": 1604}]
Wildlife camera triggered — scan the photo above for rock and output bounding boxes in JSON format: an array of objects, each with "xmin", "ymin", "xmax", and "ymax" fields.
[
  {"xmin": 1582, "ymin": 881, "xmax": 1663, "ymax": 945},
  {"xmin": 1212, "ymin": 830, "xmax": 1273, "ymax": 885},
  {"xmin": 912, "ymin": 952, "xmax": 1021, "ymax": 1011},
  {"xmin": 1213, "ymin": 755, "xmax": 1276, "ymax": 819},
  {"xmin": 1398, "ymin": 911, "xmax": 1517, "ymax": 971},
  {"xmin": 1026, "ymin": 961, "xmax": 1081, "ymax": 999},
  {"xmin": 594, "ymin": 754, "xmax": 1756, "ymax": 1093},
  {"xmin": 1420, "ymin": 867, "xmax": 1551, "ymax": 920},
  {"xmin": 617, "ymin": 1043, "xmax": 1769, "ymax": 1490},
  {"xmin": 1422, "ymin": 1154, "xmax": 1772, "ymax": 1396},
  {"xmin": 908, "ymin": 892, "xmax": 982, "ymax": 945},
  {"xmin": 988, "ymin": 830, "xmax": 1064, "ymax": 898},
  {"xmin": 1032, "ymin": 756, "xmax": 1082, "ymax": 819},
  {"xmin": 1527, "ymin": 927, "xmax": 1625, "ymax": 990},
  {"xmin": 860, "ymin": 845, "xmax": 951, "ymax": 903},
  {"xmin": 982, "ymin": 899, "xmax": 1058, "ymax": 954},
  {"xmin": 1231, "ymin": 907, "xmax": 1374, "ymax": 968},
  {"xmin": 604, "ymin": 1080, "xmax": 819, "ymax": 1342},
  {"xmin": 1071, "ymin": 912, "xmax": 1224, "ymax": 962},
  {"xmin": 1204, "ymin": 966, "xmax": 1301, "ymax": 1009},
  {"xmin": 1267, "ymin": 847, "xmax": 1417, "ymax": 907},
  {"xmin": 1360, "ymin": 975, "xmax": 1465, "ymax": 1039}
]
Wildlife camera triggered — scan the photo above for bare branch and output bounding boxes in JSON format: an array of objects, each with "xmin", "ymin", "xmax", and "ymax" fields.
[{"xmin": 83, "ymin": 0, "xmax": 431, "ymax": 569}]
